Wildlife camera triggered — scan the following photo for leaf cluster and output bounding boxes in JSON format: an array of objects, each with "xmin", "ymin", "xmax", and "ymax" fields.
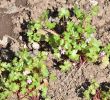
[
  {"xmin": 83, "ymin": 80, "xmax": 99, "ymax": 100},
  {"xmin": 83, "ymin": 80, "xmax": 110, "ymax": 100},
  {"xmin": 0, "ymin": 49, "xmax": 49, "ymax": 99},
  {"xmin": 26, "ymin": 5, "xmax": 102, "ymax": 72}
]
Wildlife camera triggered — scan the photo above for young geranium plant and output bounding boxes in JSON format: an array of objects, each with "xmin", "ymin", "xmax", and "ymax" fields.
[
  {"xmin": 0, "ymin": 49, "xmax": 49, "ymax": 100},
  {"xmin": 25, "ymin": 5, "xmax": 102, "ymax": 72}
]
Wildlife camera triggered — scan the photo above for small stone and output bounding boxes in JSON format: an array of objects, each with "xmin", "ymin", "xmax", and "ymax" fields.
[
  {"xmin": 32, "ymin": 42, "xmax": 40, "ymax": 50},
  {"xmin": 33, "ymin": 49, "xmax": 38, "ymax": 55},
  {"xmin": 23, "ymin": 70, "xmax": 30, "ymax": 76},
  {"xmin": 0, "ymin": 35, "xmax": 8, "ymax": 47},
  {"xmin": 58, "ymin": 46, "xmax": 62, "ymax": 50},
  {"xmin": 19, "ymin": 36, "xmax": 22, "ymax": 41},
  {"xmin": 23, "ymin": 44, "xmax": 27, "ymax": 48},
  {"xmin": 98, "ymin": 19, "xmax": 105, "ymax": 27},
  {"xmin": 56, "ymin": 0, "xmax": 66, "ymax": 4},
  {"xmin": 89, "ymin": 0, "xmax": 98, "ymax": 6},
  {"xmin": 98, "ymin": 8, "xmax": 104, "ymax": 17}
]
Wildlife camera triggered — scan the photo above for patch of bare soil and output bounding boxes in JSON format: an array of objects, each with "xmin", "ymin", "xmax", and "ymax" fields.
[
  {"xmin": 48, "ymin": 63, "xmax": 110, "ymax": 100},
  {"xmin": 0, "ymin": 12, "xmax": 13, "ymax": 39},
  {"xmin": 0, "ymin": 0, "xmax": 110, "ymax": 100},
  {"xmin": 15, "ymin": 0, "xmax": 27, "ymax": 7}
]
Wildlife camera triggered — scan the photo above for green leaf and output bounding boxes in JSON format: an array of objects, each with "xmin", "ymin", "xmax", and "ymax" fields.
[
  {"xmin": 86, "ymin": 51, "xmax": 98, "ymax": 62},
  {"xmin": 50, "ymin": 72, "xmax": 57, "ymax": 81},
  {"xmin": 9, "ymin": 83, "xmax": 19, "ymax": 92},
  {"xmin": 60, "ymin": 61, "xmax": 72, "ymax": 72},
  {"xmin": 34, "ymin": 20, "xmax": 42, "ymax": 30},
  {"xmin": 0, "ymin": 67, "xmax": 5, "ymax": 75},
  {"xmin": 91, "ymin": 5, "xmax": 99, "ymax": 16},
  {"xmin": 74, "ymin": 6, "xmax": 84, "ymax": 19},
  {"xmin": 85, "ymin": 14, "xmax": 92, "ymax": 23},
  {"xmin": 81, "ymin": 41, "xmax": 87, "ymax": 49},
  {"xmin": 85, "ymin": 24, "xmax": 95, "ymax": 34},
  {"xmin": 103, "ymin": 44, "xmax": 110, "ymax": 56},
  {"xmin": 9, "ymin": 72, "xmax": 21, "ymax": 81},
  {"xmin": 27, "ymin": 30, "xmax": 33, "ymax": 35},
  {"xmin": 21, "ymin": 88, "xmax": 27, "ymax": 94},
  {"xmin": 40, "ymin": 10, "xmax": 49, "ymax": 20},
  {"xmin": 41, "ymin": 65, "xmax": 49, "ymax": 77},
  {"xmin": 59, "ymin": 8, "xmax": 70, "ymax": 19},
  {"xmin": 69, "ymin": 50, "xmax": 79, "ymax": 61},
  {"xmin": 64, "ymin": 42, "xmax": 71, "ymax": 49},
  {"xmin": 41, "ymin": 86, "xmax": 48, "ymax": 98},
  {"xmin": 21, "ymin": 81, "xmax": 27, "ymax": 88},
  {"xmin": 72, "ymin": 31, "xmax": 80, "ymax": 39},
  {"xmin": 0, "ymin": 62, "xmax": 11, "ymax": 69},
  {"xmin": 77, "ymin": 24, "xmax": 83, "ymax": 33},
  {"xmin": 0, "ymin": 91, "xmax": 11, "ymax": 100},
  {"xmin": 83, "ymin": 90, "xmax": 90, "ymax": 100},
  {"xmin": 45, "ymin": 20, "xmax": 56, "ymax": 29},
  {"xmin": 67, "ymin": 21, "xmax": 74, "ymax": 32},
  {"xmin": 54, "ymin": 52, "xmax": 61, "ymax": 59},
  {"xmin": 60, "ymin": 39, "xmax": 64, "ymax": 45}
]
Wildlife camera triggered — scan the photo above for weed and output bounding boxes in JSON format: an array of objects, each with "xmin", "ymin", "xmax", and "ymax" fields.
[
  {"xmin": 83, "ymin": 81, "xmax": 110, "ymax": 100},
  {"xmin": 83, "ymin": 80, "xmax": 99, "ymax": 100},
  {"xmin": 26, "ymin": 5, "xmax": 101, "ymax": 72},
  {"xmin": 0, "ymin": 49, "xmax": 49, "ymax": 99}
]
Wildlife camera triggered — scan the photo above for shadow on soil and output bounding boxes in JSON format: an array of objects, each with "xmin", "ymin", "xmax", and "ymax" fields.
[{"xmin": 0, "ymin": 44, "xmax": 15, "ymax": 62}]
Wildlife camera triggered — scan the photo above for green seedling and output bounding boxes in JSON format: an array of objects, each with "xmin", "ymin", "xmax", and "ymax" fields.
[
  {"xmin": 83, "ymin": 80, "xmax": 110, "ymax": 100},
  {"xmin": 0, "ymin": 49, "xmax": 49, "ymax": 100},
  {"xmin": 59, "ymin": 60, "xmax": 72, "ymax": 72},
  {"xmin": 50, "ymin": 72, "xmax": 57, "ymax": 81},
  {"xmin": 83, "ymin": 80, "xmax": 100, "ymax": 100},
  {"xmin": 26, "ymin": 5, "xmax": 102, "ymax": 72},
  {"xmin": 58, "ymin": 8, "xmax": 70, "ymax": 19}
]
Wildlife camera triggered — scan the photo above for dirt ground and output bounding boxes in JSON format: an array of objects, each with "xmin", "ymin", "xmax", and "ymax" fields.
[{"xmin": 0, "ymin": 0, "xmax": 110, "ymax": 100}]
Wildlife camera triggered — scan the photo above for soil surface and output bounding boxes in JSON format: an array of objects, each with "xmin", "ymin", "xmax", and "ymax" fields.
[
  {"xmin": 0, "ymin": 12, "xmax": 13, "ymax": 39},
  {"xmin": 0, "ymin": 0, "xmax": 110, "ymax": 100}
]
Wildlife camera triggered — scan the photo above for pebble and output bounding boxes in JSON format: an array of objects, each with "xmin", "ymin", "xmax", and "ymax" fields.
[
  {"xmin": 23, "ymin": 44, "xmax": 27, "ymax": 48},
  {"xmin": 33, "ymin": 49, "xmax": 38, "ymax": 55},
  {"xmin": 0, "ymin": 35, "xmax": 8, "ymax": 47},
  {"xmin": 89, "ymin": 0, "xmax": 98, "ymax": 6},
  {"xmin": 19, "ymin": 36, "xmax": 22, "ymax": 41},
  {"xmin": 32, "ymin": 42, "xmax": 40, "ymax": 50}
]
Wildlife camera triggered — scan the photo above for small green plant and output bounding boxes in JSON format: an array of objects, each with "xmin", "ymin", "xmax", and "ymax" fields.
[
  {"xmin": 83, "ymin": 80, "xmax": 100, "ymax": 100},
  {"xmin": 59, "ymin": 60, "xmax": 72, "ymax": 72},
  {"xmin": 103, "ymin": 44, "xmax": 110, "ymax": 57},
  {"xmin": 0, "ymin": 49, "xmax": 49, "ymax": 99},
  {"xmin": 26, "ymin": 5, "xmax": 101, "ymax": 72},
  {"xmin": 101, "ymin": 89, "xmax": 110, "ymax": 100},
  {"xmin": 49, "ymin": 72, "xmax": 57, "ymax": 81},
  {"xmin": 58, "ymin": 8, "xmax": 70, "ymax": 19},
  {"xmin": 27, "ymin": 20, "xmax": 43, "ymax": 43},
  {"xmin": 83, "ymin": 81, "xmax": 110, "ymax": 100}
]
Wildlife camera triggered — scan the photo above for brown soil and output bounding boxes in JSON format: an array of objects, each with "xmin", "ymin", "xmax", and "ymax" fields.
[
  {"xmin": 0, "ymin": 0, "xmax": 110, "ymax": 100},
  {"xmin": 0, "ymin": 12, "xmax": 13, "ymax": 39},
  {"xmin": 48, "ymin": 63, "xmax": 110, "ymax": 100}
]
